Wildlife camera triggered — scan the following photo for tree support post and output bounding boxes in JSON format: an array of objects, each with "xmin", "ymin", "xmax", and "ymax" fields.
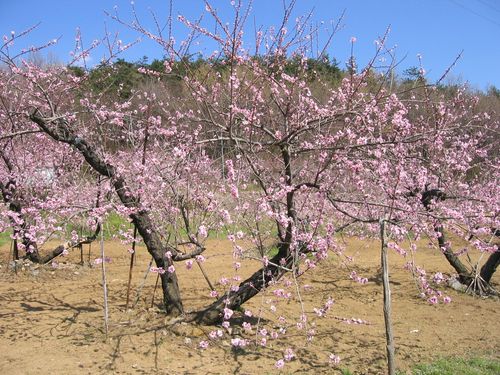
[{"xmin": 380, "ymin": 217, "xmax": 395, "ymax": 375}]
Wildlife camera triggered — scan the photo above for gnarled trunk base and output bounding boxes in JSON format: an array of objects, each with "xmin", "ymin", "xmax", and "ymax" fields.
[
  {"xmin": 480, "ymin": 250, "xmax": 500, "ymax": 284},
  {"xmin": 192, "ymin": 246, "xmax": 293, "ymax": 325}
]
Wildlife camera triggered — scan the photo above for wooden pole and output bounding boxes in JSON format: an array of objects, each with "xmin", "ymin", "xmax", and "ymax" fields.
[
  {"xmin": 13, "ymin": 238, "xmax": 19, "ymax": 261},
  {"xmin": 100, "ymin": 230, "xmax": 109, "ymax": 337},
  {"xmin": 125, "ymin": 225, "xmax": 138, "ymax": 309},
  {"xmin": 126, "ymin": 120, "xmax": 149, "ymax": 309},
  {"xmin": 79, "ymin": 244, "xmax": 84, "ymax": 265},
  {"xmin": 133, "ymin": 257, "xmax": 154, "ymax": 308},
  {"xmin": 151, "ymin": 273, "xmax": 160, "ymax": 308},
  {"xmin": 13, "ymin": 239, "xmax": 18, "ymax": 274},
  {"xmin": 6, "ymin": 239, "xmax": 13, "ymax": 274},
  {"xmin": 380, "ymin": 217, "xmax": 395, "ymax": 375},
  {"xmin": 87, "ymin": 243, "xmax": 92, "ymax": 264},
  {"xmin": 196, "ymin": 261, "xmax": 215, "ymax": 292}
]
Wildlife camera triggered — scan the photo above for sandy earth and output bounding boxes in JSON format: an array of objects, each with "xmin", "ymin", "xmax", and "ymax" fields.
[{"xmin": 0, "ymin": 237, "xmax": 498, "ymax": 374}]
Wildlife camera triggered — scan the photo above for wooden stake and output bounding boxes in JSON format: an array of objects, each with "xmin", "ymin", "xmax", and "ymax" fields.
[
  {"xmin": 133, "ymin": 257, "xmax": 154, "ymax": 308},
  {"xmin": 100, "ymin": 230, "xmax": 109, "ymax": 337},
  {"xmin": 13, "ymin": 239, "xmax": 18, "ymax": 274},
  {"xmin": 13, "ymin": 238, "xmax": 19, "ymax": 261},
  {"xmin": 380, "ymin": 217, "xmax": 395, "ymax": 375},
  {"xmin": 125, "ymin": 225, "xmax": 138, "ymax": 309},
  {"xmin": 127, "ymin": 121, "xmax": 149, "ymax": 309},
  {"xmin": 196, "ymin": 261, "xmax": 215, "ymax": 292},
  {"xmin": 79, "ymin": 244, "xmax": 84, "ymax": 265},
  {"xmin": 5, "ymin": 239, "xmax": 13, "ymax": 274},
  {"xmin": 151, "ymin": 273, "xmax": 160, "ymax": 308},
  {"xmin": 87, "ymin": 243, "xmax": 92, "ymax": 264}
]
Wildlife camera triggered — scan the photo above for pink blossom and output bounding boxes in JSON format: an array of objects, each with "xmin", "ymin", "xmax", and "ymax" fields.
[
  {"xmin": 284, "ymin": 348, "xmax": 295, "ymax": 361},
  {"xmin": 428, "ymin": 296, "xmax": 438, "ymax": 304},
  {"xmin": 329, "ymin": 353, "xmax": 341, "ymax": 365},
  {"xmin": 95, "ymin": 257, "xmax": 112, "ymax": 265},
  {"xmin": 230, "ymin": 184, "xmax": 239, "ymax": 199},
  {"xmin": 349, "ymin": 270, "xmax": 368, "ymax": 284},
  {"xmin": 432, "ymin": 272, "xmax": 445, "ymax": 284},
  {"xmin": 199, "ymin": 340, "xmax": 209, "ymax": 349},
  {"xmin": 314, "ymin": 307, "xmax": 326, "ymax": 317},
  {"xmin": 223, "ymin": 307, "xmax": 234, "ymax": 320},
  {"xmin": 275, "ymin": 359, "xmax": 285, "ymax": 369},
  {"xmin": 208, "ymin": 330, "xmax": 223, "ymax": 339},
  {"xmin": 163, "ymin": 60, "xmax": 172, "ymax": 73},
  {"xmin": 225, "ymin": 160, "xmax": 235, "ymax": 181},
  {"xmin": 231, "ymin": 337, "xmax": 247, "ymax": 347},
  {"xmin": 220, "ymin": 209, "xmax": 232, "ymax": 223},
  {"xmin": 198, "ymin": 225, "xmax": 208, "ymax": 238}
]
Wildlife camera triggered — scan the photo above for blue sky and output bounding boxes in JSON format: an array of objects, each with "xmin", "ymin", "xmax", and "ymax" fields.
[{"xmin": 1, "ymin": 0, "xmax": 499, "ymax": 91}]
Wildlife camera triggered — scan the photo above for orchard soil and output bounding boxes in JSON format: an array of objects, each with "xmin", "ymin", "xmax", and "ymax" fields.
[{"xmin": 0, "ymin": 238, "xmax": 498, "ymax": 375}]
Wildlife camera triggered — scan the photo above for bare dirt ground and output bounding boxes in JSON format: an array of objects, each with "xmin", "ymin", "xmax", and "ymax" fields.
[{"xmin": 0, "ymin": 237, "xmax": 498, "ymax": 374}]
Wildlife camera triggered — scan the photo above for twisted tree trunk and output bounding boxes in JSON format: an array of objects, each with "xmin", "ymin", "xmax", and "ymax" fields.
[
  {"xmin": 0, "ymin": 149, "xmax": 40, "ymax": 262},
  {"xmin": 1, "ymin": 147, "xmax": 101, "ymax": 264},
  {"xmin": 193, "ymin": 144, "xmax": 298, "ymax": 324},
  {"xmin": 480, "ymin": 250, "xmax": 499, "ymax": 284},
  {"xmin": 434, "ymin": 223, "xmax": 472, "ymax": 285},
  {"xmin": 421, "ymin": 188, "xmax": 498, "ymax": 288},
  {"xmin": 193, "ymin": 243, "xmax": 293, "ymax": 324},
  {"xmin": 30, "ymin": 110, "xmax": 184, "ymax": 316}
]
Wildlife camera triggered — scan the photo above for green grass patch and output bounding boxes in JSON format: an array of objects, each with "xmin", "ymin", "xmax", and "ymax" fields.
[
  {"xmin": 338, "ymin": 357, "xmax": 500, "ymax": 375},
  {"xmin": 0, "ymin": 230, "xmax": 12, "ymax": 247},
  {"xmin": 64, "ymin": 212, "xmax": 130, "ymax": 240},
  {"xmin": 102, "ymin": 212, "xmax": 129, "ymax": 238},
  {"xmin": 410, "ymin": 357, "xmax": 500, "ymax": 375}
]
